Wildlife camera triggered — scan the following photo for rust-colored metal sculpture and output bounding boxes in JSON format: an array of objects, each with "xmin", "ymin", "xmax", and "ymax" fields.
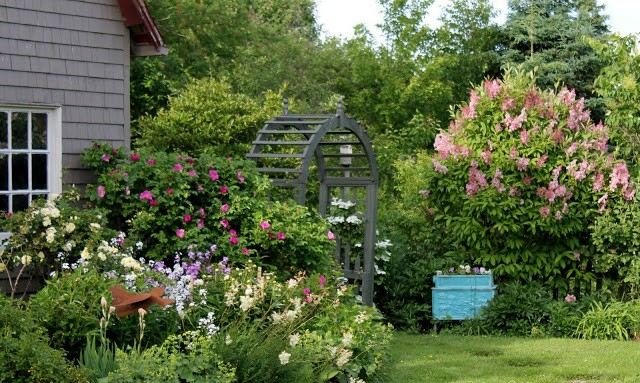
[{"xmin": 109, "ymin": 285, "xmax": 175, "ymax": 317}]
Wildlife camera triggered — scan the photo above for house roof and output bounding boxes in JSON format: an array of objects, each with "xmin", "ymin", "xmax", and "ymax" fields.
[{"xmin": 117, "ymin": 0, "xmax": 168, "ymax": 56}]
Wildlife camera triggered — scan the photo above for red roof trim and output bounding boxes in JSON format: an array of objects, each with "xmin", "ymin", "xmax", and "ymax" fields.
[{"xmin": 117, "ymin": 0, "xmax": 167, "ymax": 55}]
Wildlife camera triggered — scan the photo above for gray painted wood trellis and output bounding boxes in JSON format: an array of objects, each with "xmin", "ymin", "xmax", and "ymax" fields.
[{"xmin": 246, "ymin": 99, "xmax": 379, "ymax": 305}]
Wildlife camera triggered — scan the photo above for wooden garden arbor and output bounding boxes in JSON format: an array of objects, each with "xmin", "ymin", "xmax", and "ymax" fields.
[{"xmin": 246, "ymin": 100, "xmax": 379, "ymax": 305}]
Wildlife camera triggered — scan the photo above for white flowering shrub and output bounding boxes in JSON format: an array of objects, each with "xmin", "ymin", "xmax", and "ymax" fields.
[{"xmin": 0, "ymin": 190, "xmax": 112, "ymax": 297}]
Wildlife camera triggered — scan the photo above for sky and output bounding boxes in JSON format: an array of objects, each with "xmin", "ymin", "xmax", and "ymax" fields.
[{"xmin": 316, "ymin": 0, "xmax": 640, "ymax": 42}]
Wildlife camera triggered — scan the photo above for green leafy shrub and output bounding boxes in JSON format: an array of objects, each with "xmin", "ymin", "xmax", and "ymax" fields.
[
  {"xmin": 394, "ymin": 69, "xmax": 635, "ymax": 290},
  {"xmin": 83, "ymin": 146, "xmax": 333, "ymax": 276},
  {"xmin": 136, "ymin": 78, "xmax": 281, "ymax": 154},
  {"xmin": 105, "ymin": 334, "xmax": 235, "ymax": 383},
  {"xmin": 0, "ymin": 295, "xmax": 90, "ymax": 383},
  {"xmin": 591, "ymin": 35, "xmax": 640, "ymax": 170},
  {"xmin": 575, "ymin": 300, "xmax": 640, "ymax": 340},
  {"xmin": 591, "ymin": 197, "xmax": 640, "ymax": 297},
  {"xmin": 375, "ymin": 192, "xmax": 463, "ymax": 331},
  {"xmin": 28, "ymin": 269, "xmax": 115, "ymax": 359},
  {"xmin": 479, "ymin": 282, "xmax": 553, "ymax": 336}
]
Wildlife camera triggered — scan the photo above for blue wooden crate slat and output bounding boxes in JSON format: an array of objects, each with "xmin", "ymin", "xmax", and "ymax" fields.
[{"xmin": 432, "ymin": 275, "xmax": 496, "ymax": 320}]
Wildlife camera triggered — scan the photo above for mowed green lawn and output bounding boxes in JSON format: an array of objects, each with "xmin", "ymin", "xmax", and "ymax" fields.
[{"xmin": 388, "ymin": 333, "xmax": 640, "ymax": 383}]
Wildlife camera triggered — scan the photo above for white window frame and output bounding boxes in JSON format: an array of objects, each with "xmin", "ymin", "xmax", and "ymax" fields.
[{"xmin": 1, "ymin": 104, "xmax": 62, "ymax": 240}]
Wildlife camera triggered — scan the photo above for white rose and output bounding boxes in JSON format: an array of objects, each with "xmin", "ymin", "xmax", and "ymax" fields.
[
  {"xmin": 64, "ymin": 222, "xmax": 76, "ymax": 233},
  {"xmin": 278, "ymin": 351, "xmax": 291, "ymax": 365}
]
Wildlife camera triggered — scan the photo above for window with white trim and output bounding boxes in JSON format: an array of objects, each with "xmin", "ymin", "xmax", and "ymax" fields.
[{"xmin": 0, "ymin": 106, "xmax": 62, "ymax": 214}]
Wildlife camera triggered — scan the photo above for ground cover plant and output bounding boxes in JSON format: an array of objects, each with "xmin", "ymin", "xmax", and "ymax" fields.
[{"xmin": 388, "ymin": 333, "xmax": 640, "ymax": 383}]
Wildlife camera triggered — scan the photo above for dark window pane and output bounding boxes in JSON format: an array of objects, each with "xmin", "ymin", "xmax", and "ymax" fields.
[
  {"xmin": 0, "ymin": 155, "xmax": 7, "ymax": 190},
  {"xmin": 32, "ymin": 154, "xmax": 47, "ymax": 190},
  {"xmin": 11, "ymin": 112, "xmax": 28, "ymax": 149},
  {"xmin": 0, "ymin": 112, "xmax": 7, "ymax": 149},
  {"xmin": 32, "ymin": 113, "xmax": 47, "ymax": 149},
  {"xmin": 12, "ymin": 154, "xmax": 28, "ymax": 190},
  {"xmin": 12, "ymin": 194, "xmax": 28, "ymax": 212},
  {"xmin": 0, "ymin": 195, "xmax": 7, "ymax": 213}
]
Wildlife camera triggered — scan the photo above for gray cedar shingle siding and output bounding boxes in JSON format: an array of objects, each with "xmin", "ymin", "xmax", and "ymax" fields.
[{"xmin": 0, "ymin": 0, "xmax": 130, "ymax": 186}]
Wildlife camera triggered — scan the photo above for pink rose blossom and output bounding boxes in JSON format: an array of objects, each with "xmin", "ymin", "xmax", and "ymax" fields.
[
  {"xmin": 319, "ymin": 275, "xmax": 327, "ymax": 288},
  {"xmin": 199, "ymin": 208, "xmax": 206, "ymax": 218},
  {"xmin": 565, "ymin": 294, "xmax": 577, "ymax": 303},
  {"xmin": 130, "ymin": 153, "xmax": 140, "ymax": 162},
  {"xmin": 209, "ymin": 169, "xmax": 219, "ymax": 181},
  {"xmin": 188, "ymin": 169, "xmax": 197, "ymax": 177},
  {"xmin": 229, "ymin": 236, "xmax": 238, "ymax": 245},
  {"xmin": 277, "ymin": 231, "xmax": 286, "ymax": 241},
  {"xmin": 522, "ymin": 176, "xmax": 532, "ymax": 185},
  {"xmin": 229, "ymin": 229, "xmax": 237, "ymax": 237},
  {"xmin": 327, "ymin": 231, "xmax": 336, "ymax": 241},
  {"xmin": 101, "ymin": 153, "xmax": 110, "ymax": 162},
  {"xmin": 260, "ymin": 220, "xmax": 270, "ymax": 230},
  {"xmin": 236, "ymin": 171, "xmax": 245, "ymax": 183},
  {"xmin": 220, "ymin": 204, "xmax": 230, "ymax": 214},
  {"xmin": 150, "ymin": 199, "xmax": 158, "ymax": 207},
  {"xmin": 242, "ymin": 247, "xmax": 250, "ymax": 255},
  {"xmin": 166, "ymin": 188, "xmax": 174, "ymax": 195},
  {"xmin": 220, "ymin": 185, "xmax": 229, "ymax": 194},
  {"xmin": 197, "ymin": 219, "xmax": 205, "ymax": 228},
  {"xmin": 146, "ymin": 159, "xmax": 156, "ymax": 166},
  {"xmin": 183, "ymin": 214, "xmax": 192, "ymax": 223},
  {"xmin": 220, "ymin": 219, "xmax": 230, "ymax": 229},
  {"xmin": 303, "ymin": 288, "xmax": 311, "ymax": 296},
  {"xmin": 175, "ymin": 228, "xmax": 185, "ymax": 239},
  {"xmin": 173, "ymin": 163, "xmax": 184, "ymax": 172},
  {"xmin": 97, "ymin": 185, "xmax": 106, "ymax": 199},
  {"xmin": 139, "ymin": 190, "xmax": 153, "ymax": 201}
]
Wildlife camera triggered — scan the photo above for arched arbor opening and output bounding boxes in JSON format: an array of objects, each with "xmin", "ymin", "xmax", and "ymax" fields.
[{"xmin": 246, "ymin": 100, "xmax": 379, "ymax": 305}]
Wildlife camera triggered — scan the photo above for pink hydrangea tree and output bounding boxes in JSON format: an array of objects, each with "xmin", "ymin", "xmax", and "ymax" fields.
[{"xmin": 412, "ymin": 70, "xmax": 634, "ymax": 288}]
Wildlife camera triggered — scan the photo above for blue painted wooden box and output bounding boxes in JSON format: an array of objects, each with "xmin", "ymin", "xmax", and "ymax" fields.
[{"xmin": 432, "ymin": 274, "xmax": 496, "ymax": 320}]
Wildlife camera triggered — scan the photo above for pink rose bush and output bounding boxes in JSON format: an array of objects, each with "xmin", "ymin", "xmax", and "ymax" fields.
[
  {"xmin": 395, "ymin": 70, "xmax": 635, "ymax": 288},
  {"xmin": 83, "ymin": 146, "xmax": 334, "ymax": 277}
]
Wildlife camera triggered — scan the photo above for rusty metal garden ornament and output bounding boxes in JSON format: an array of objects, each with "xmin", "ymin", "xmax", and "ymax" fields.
[{"xmin": 109, "ymin": 284, "xmax": 174, "ymax": 317}]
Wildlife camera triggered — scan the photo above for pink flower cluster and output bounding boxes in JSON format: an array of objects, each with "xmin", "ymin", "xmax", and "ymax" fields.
[
  {"xmin": 461, "ymin": 90, "xmax": 480, "ymax": 119},
  {"xmin": 483, "ymin": 79, "xmax": 501, "ymax": 99},
  {"xmin": 503, "ymin": 108, "xmax": 527, "ymax": 132},
  {"xmin": 434, "ymin": 132, "xmax": 469, "ymax": 160},
  {"xmin": 609, "ymin": 162, "xmax": 635, "ymax": 201},
  {"xmin": 432, "ymin": 159, "xmax": 448, "ymax": 174},
  {"xmin": 466, "ymin": 161, "xmax": 488, "ymax": 197}
]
